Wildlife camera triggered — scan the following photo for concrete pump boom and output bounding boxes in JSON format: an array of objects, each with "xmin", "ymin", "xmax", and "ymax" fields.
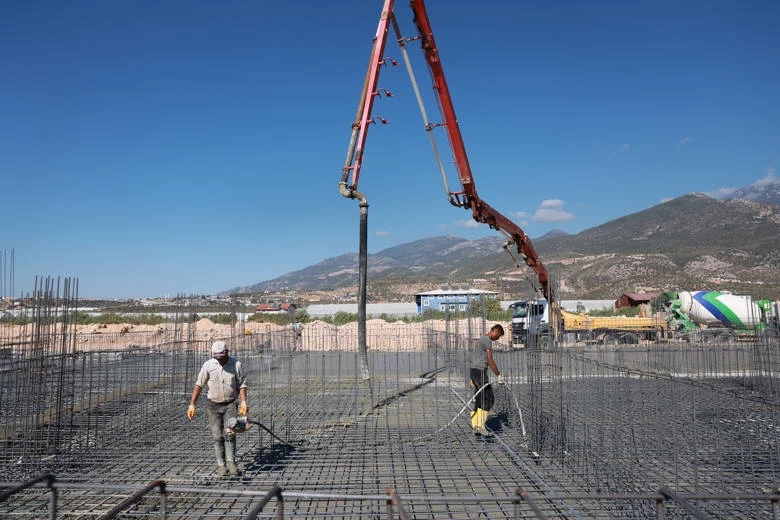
[
  {"xmin": 407, "ymin": 0, "xmax": 550, "ymax": 300},
  {"xmin": 340, "ymin": 0, "xmax": 552, "ymax": 301}
]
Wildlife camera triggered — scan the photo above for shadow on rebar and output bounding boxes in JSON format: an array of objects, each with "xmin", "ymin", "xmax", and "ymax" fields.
[
  {"xmin": 485, "ymin": 410, "xmax": 509, "ymax": 434},
  {"xmin": 243, "ymin": 444, "xmax": 297, "ymax": 474},
  {"xmin": 96, "ymin": 479, "xmax": 166, "ymax": 520},
  {"xmin": 368, "ymin": 370, "xmax": 440, "ymax": 414}
]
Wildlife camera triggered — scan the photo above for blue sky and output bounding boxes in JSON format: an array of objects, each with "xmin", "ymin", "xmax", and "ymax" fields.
[{"xmin": 2, "ymin": 0, "xmax": 778, "ymax": 299}]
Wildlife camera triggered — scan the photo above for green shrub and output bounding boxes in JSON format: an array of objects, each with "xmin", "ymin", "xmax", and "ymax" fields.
[
  {"xmin": 210, "ymin": 314, "xmax": 234, "ymax": 325},
  {"xmin": 138, "ymin": 314, "xmax": 166, "ymax": 325},
  {"xmin": 73, "ymin": 311, "xmax": 93, "ymax": 325},
  {"xmin": 332, "ymin": 311, "xmax": 356, "ymax": 326},
  {"xmin": 96, "ymin": 313, "xmax": 124, "ymax": 324},
  {"xmin": 248, "ymin": 313, "xmax": 296, "ymax": 326},
  {"xmin": 588, "ymin": 307, "xmax": 639, "ymax": 317}
]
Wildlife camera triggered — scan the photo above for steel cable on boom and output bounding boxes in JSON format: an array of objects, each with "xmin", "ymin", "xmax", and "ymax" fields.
[
  {"xmin": 390, "ymin": 16, "xmax": 452, "ymax": 201},
  {"xmin": 388, "ymin": 13, "xmax": 546, "ymax": 292}
]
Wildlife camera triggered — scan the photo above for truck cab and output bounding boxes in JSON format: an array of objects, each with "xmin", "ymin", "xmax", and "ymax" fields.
[{"xmin": 510, "ymin": 297, "xmax": 550, "ymax": 346}]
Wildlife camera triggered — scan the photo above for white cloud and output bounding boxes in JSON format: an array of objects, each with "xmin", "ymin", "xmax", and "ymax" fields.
[
  {"xmin": 676, "ymin": 136, "xmax": 694, "ymax": 148},
  {"xmin": 705, "ymin": 186, "xmax": 739, "ymax": 199},
  {"xmin": 532, "ymin": 199, "xmax": 574, "ymax": 223},
  {"xmin": 754, "ymin": 167, "xmax": 777, "ymax": 186},
  {"xmin": 375, "ymin": 230, "xmax": 389, "ymax": 237},
  {"xmin": 509, "ymin": 210, "xmax": 529, "ymax": 227},
  {"xmin": 704, "ymin": 167, "xmax": 777, "ymax": 199}
]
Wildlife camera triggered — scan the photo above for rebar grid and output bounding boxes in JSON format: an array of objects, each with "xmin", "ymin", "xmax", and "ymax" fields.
[{"xmin": 2, "ymin": 293, "xmax": 780, "ymax": 518}]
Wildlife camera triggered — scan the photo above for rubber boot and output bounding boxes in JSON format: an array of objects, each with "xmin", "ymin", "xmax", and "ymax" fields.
[
  {"xmin": 225, "ymin": 436, "xmax": 240, "ymax": 476},
  {"xmin": 214, "ymin": 440, "xmax": 227, "ymax": 476},
  {"xmin": 475, "ymin": 409, "xmax": 492, "ymax": 437}
]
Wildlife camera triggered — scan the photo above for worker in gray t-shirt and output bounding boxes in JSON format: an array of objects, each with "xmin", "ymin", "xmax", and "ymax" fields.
[{"xmin": 470, "ymin": 324, "xmax": 505, "ymax": 436}]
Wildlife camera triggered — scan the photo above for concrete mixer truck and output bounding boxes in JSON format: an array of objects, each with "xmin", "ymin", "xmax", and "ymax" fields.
[{"xmin": 665, "ymin": 290, "xmax": 780, "ymax": 342}]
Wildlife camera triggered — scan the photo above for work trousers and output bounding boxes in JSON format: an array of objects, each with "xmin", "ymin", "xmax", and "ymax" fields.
[
  {"xmin": 206, "ymin": 399, "xmax": 238, "ymax": 441},
  {"xmin": 470, "ymin": 367, "xmax": 495, "ymax": 412}
]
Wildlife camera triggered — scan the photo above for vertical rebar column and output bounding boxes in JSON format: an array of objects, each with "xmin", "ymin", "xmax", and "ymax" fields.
[{"xmin": 53, "ymin": 277, "xmax": 78, "ymax": 453}]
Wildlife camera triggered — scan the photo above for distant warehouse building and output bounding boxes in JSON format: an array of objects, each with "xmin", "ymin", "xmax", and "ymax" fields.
[
  {"xmin": 415, "ymin": 289, "xmax": 499, "ymax": 315},
  {"xmin": 306, "ymin": 303, "xmax": 417, "ymax": 319},
  {"xmin": 304, "ymin": 298, "xmax": 616, "ymax": 319}
]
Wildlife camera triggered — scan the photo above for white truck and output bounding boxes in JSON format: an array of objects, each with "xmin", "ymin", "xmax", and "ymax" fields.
[{"xmin": 509, "ymin": 297, "xmax": 666, "ymax": 348}]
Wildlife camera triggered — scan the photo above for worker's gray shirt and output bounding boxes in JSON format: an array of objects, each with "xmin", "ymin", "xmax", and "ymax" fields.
[
  {"xmin": 470, "ymin": 335, "xmax": 492, "ymax": 369},
  {"xmin": 195, "ymin": 357, "xmax": 247, "ymax": 404}
]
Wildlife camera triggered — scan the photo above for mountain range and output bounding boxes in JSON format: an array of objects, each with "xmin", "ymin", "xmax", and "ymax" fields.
[{"xmin": 227, "ymin": 183, "xmax": 780, "ymax": 300}]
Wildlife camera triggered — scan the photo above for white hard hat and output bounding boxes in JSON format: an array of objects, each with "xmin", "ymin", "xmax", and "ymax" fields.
[{"xmin": 211, "ymin": 340, "xmax": 228, "ymax": 357}]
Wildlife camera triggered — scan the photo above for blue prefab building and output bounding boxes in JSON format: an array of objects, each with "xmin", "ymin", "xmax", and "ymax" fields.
[{"xmin": 414, "ymin": 289, "xmax": 499, "ymax": 315}]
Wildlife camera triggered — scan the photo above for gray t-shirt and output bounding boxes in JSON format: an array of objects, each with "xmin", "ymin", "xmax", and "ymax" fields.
[
  {"xmin": 470, "ymin": 335, "xmax": 493, "ymax": 369},
  {"xmin": 195, "ymin": 356, "xmax": 247, "ymax": 404}
]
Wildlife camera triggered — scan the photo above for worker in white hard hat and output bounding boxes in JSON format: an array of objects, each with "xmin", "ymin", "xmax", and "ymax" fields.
[{"xmin": 187, "ymin": 340, "xmax": 248, "ymax": 476}]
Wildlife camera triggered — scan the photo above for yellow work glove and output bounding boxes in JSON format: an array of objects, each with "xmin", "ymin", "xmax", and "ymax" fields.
[
  {"xmin": 187, "ymin": 404, "xmax": 196, "ymax": 420},
  {"xmin": 238, "ymin": 401, "xmax": 247, "ymax": 416},
  {"xmin": 496, "ymin": 375, "xmax": 505, "ymax": 385}
]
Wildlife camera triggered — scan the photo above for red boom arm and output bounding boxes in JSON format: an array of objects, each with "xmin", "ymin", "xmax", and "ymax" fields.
[
  {"xmin": 408, "ymin": 0, "xmax": 551, "ymax": 299},
  {"xmin": 341, "ymin": 0, "xmax": 552, "ymax": 300}
]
